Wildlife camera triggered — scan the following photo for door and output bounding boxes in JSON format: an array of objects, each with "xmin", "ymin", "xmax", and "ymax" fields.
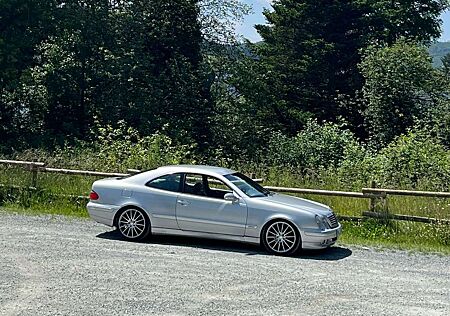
[
  {"xmin": 138, "ymin": 173, "xmax": 182, "ymax": 229},
  {"xmin": 175, "ymin": 173, "xmax": 247, "ymax": 236}
]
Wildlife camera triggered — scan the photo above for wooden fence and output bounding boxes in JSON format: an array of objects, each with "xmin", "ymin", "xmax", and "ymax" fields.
[{"xmin": 0, "ymin": 159, "xmax": 449, "ymax": 224}]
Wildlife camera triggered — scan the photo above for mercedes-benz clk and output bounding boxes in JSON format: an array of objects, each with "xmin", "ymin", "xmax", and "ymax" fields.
[{"xmin": 87, "ymin": 165, "xmax": 342, "ymax": 256}]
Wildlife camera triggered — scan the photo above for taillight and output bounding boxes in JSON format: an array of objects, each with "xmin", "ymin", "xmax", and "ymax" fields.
[{"xmin": 89, "ymin": 190, "xmax": 99, "ymax": 200}]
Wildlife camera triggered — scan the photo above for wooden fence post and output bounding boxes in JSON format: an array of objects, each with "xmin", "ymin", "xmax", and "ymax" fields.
[
  {"xmin": 369, "ymin": 180, "xmax": 376, "ymax": 212},
  {"xmin": 30, "ymin": 163, "xmax": 45, "ymax": 188},
  {"xmin": 31, "ymin": 164, "xmax": 38, "ymax": 188}
]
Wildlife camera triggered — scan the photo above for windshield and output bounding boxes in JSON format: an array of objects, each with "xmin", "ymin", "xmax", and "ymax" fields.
[{"xmin": 224, "ymin": 173, "xmax": 270, "ymax": 198}]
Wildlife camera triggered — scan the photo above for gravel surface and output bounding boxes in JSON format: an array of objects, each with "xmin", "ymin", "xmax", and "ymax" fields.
[{"xmin": 0, "ymin": 211, "xmax": 449, "ymax": 316}]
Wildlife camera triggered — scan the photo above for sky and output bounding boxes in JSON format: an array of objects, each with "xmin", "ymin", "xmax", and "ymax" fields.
[{"xmin": 236, "ymin": 0, "xmax": 450, "ymax": 43}]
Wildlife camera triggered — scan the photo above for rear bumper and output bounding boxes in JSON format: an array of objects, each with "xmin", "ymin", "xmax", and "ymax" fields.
[
  {"xmin": 302, "ymin": 224, "xmax": 342, "ymax": 249},
  {"xmin": 87, "ymin": 202, "xmax": 119, "ymax": 227}
]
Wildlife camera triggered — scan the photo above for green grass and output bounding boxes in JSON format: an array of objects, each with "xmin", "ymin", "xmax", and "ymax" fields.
[
  {"xmin": 340, "ymin": 220, "xmax": 450, "ymax": 254},
  {"xmin": 1, "ymin": 164, "xmax": 449, "ymax": 254},
  {"xmin": 0, "ymin": 188, "xmax": 89, "ymax": 218},
  {"xmin": 0, "ymin": 203, "xmax": 88, "ymax": 218}
]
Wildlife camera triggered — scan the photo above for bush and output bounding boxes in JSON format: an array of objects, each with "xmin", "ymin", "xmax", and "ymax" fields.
[
  {"xmin": 264, "ymin": 120, "xmax": 360, "ymax": 171},
  {"xmin": 339, "ymin": 129, "xmax": 450, "ymax": 189},
  {"xmin": 11, "ymin": 121, "xmax": 193, "ymax": 172},
  {"xmin": 375, "ymin": 130, "xmax": 450, "ymax": 188},
  {"xmin": 94, "ymin": 121, "xmax": 193, "ymax": 171}
]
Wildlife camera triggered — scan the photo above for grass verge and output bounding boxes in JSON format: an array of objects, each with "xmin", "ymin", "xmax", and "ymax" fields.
[{"xmin": 340, "ymin": 220, "xmax": 450, "ymax": 255}]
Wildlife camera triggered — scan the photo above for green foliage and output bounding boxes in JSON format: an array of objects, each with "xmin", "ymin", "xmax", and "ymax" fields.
[
  {"xmin": 1, "ymin": 0, "xmax": 212, "ymax": 149},
  {"xmin": 373, "ymin": 130, "xmax": 450, "ymax": 188},
  {"xmin": 0, "ymin": 0, "xmax": 55, "ymax": 151},
  {"xmin": 10, "ymin": 121, "xmax": 193, "ymax": 172},
  {"xmin": 441, "ymin": 51, "xmax": 450, "ymax": 76},
  {"xmin": 365, "ymin": 0, "xmax": 448, "ymax": 44},
  {"xmin": 339, "ymin": 129, "xmax": 450, "ymax": 189},
  {"xmin": 233, "ymin": 0, "xmax": 449, "ymax": 138},
  {"xmin": 249, "ymin": 0, "xmax": 368, "ymax": 133},
  {"xmin": 94, "ymin": 121, "xmax": 193, "ymax": 171},
  {"xmin": 199, "ymin": 0, "xmax": 251, "ymax": 45},
  {"xmin": 265, "ymin": 120, "xmax": 360, "ymax": 171},
  {"xmin": 2, "ymin": 0, "xmax": 450, "ymax": 157},
  {"xmin": 359, "ymin": 41, "xmax": 446, "ymax": 145}
]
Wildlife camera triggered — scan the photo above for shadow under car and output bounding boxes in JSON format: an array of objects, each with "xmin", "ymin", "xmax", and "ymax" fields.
[{"xmin": 96, "ymin": 229, "xmax": 352, "ymax": 261}]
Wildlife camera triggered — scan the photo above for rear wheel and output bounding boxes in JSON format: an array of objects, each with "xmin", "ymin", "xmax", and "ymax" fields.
[
  {"xmin": 117, "ymin": 208, "xmax": 151, "ymax": 241},
  {"xmin": 262, "ymin": 220, "xmax": 301, "ymax": 256}
]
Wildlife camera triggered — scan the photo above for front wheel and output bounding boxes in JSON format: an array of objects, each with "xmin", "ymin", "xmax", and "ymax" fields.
[
  {"xmin": 117, "ymin": 208, "xmax": 151, "ymax": 241},
  {"xmin": 262, "ymin": 220, "xmax": 301, "ymax": 256}
]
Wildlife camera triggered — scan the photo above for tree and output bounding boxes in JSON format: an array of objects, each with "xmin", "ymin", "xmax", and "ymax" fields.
[
  {"xmin": 366, "ymin": 0, "xmax": 448, "ymax": 45},
  {"xmin": 0, "ymin": 0, "xmax": 56, "ymax": 150},
  {"xmin": 7, "ymin": 0, "xmax": 212, "ymax": 149},
  {"xmin": 199, "ymin": 0, "xmax": 250, "ymax": 46},
  {"xmin": 252, "ymin": 0, "xmax": 370, "ymax": 134},
  {"xmin": 108, "ymin": 0, "xmax": 212, "ymax": 148},
  {"xmin": 441, "ymin": 52, "xmax": 450, "ymax": 76},
  {"xmin": 33, "ymin": 1, "xmax": 114, "ymax": 144},
  {"xmin": 359, "ymin": 41, "xmax": 446, "ymax": 145},
  {"xmin": 235, "ymin": 0, "xmax": 449, "ymax": 137}
]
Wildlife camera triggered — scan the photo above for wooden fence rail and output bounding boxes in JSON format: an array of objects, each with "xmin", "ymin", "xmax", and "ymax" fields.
[
  {"xmin": 363, "ymin": 187, "xmax": 450, "ymax": 198},
  {"xmin": 265, "ymin": 186, "xmax": 367, "ymax": 198},
  {"xmin": 0, "ymin": 159, "xmax": 45, "ymax": 167},
  {"xmin": 1, "ymin": 159, "xmax": 449, "ymax": 224},
  {"xmin": 0, "ymin": 159, "xmax": 264, "ymax": 182},
  {"xmin": 42, "ymin": 167, "xmax": 129, "ymax": 178}
]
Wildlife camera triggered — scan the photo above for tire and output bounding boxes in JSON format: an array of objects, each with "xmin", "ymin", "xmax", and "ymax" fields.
[
  {"xmin": 116, "ymin": 207, "xmax": 151, "ymax": 241},
  {"xmin": 261, "ymin": 220, "xmax": 301, "ymax": 256}
]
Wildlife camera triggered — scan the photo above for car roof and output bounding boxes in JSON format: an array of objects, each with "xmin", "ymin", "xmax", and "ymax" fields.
[
  {"xmin": 124, "ymin": 165, "xmax": 237, "ymax": 184},
  {"xmin": 156, "ymin": 165, "xmax": 236, "ymax": 176}
]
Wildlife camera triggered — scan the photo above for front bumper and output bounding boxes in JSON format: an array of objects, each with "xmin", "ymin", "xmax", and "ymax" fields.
[{"xmin": 302, "ymin": 224, "xmax": 342, "ymax": 249}]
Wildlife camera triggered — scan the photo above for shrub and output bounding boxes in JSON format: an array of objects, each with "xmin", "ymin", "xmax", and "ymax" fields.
[
  {"xmin": 339, "ymin": 129, "xmax": 450, "ymax": 189},
  {"xmin": 11, "ymin": 121, "xmax": 193, "ymax": 172},
  {"xmin": 265, "ymin": 120, "xmax": 360, "ymax": 171},
  {"xmin": 93, "ymin": 121, "xmax": 194, "ymax": 171},
  {"xmin": 375, "ymin": 130, "xmax": 450, "ymax": 189}
]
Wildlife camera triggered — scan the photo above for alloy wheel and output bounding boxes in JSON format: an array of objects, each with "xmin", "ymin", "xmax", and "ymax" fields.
[
  {"xmin": 265, "ymin": 221, "xmax": 298, "ymax": 254},
  {"xmin": 118, "ymin": 208, "xmax": 147, "ymax": 239}
]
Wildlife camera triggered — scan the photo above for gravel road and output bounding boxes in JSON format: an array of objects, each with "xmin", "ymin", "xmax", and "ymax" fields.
[{"xmin": 0, "ymin": 211, "xmax": 449, "ymax": 316}]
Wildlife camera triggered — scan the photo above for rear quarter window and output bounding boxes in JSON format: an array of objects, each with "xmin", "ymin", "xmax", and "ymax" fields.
[{"xmin": 146, "ymin": 174, "xmax": 182, "ymax": 192}]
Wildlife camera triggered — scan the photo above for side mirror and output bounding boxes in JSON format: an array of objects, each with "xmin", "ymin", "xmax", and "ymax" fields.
[{"xmin": 224, "ymin": 192, "xmax": 239, "ymax": 203}]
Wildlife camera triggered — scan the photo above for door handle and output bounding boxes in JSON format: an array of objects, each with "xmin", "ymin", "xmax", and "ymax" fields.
[{"xmin": 177, "ymin": 200, "xmax": 189, "ymax": 206}]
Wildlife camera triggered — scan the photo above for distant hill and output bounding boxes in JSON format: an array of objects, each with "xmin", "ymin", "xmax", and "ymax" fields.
[
  {"xmin": 241, "ymin": 40, "xmax": 450, "ymax": 67},
  {"xmin": 244, "ymin": 41, "xmax": 450, "ymax": 68},
  {"xmin": 428, "ymin": 42, "xmax": 450, "ymax": 67}
]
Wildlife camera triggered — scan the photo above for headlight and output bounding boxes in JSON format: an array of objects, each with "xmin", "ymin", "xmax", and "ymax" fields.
[{"xmin": 315, "ymin": 215, "xmax": 328, "ymax": 230}]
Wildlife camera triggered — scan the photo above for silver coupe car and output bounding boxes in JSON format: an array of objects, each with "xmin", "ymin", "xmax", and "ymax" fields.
[{"xmin": 87, "ymin": 165, "xmax": 342, "ymax": 255}]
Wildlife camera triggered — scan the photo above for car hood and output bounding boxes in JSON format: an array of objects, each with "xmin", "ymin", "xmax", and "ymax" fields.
[{"xmin": 257, "ymin": 193, "xmax": 331, "ymax": 216}]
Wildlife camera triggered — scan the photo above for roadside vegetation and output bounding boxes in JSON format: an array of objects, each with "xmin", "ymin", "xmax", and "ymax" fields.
[
  {"xmin": 1, "ymin": 121, "xmax": 450, "ymax": 253},
  {"xmin": 1, "ymin": 1, "xmax": 450, "ymax": 253}
]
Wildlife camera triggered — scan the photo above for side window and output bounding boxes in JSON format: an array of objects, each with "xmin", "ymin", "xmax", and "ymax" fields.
[
  {"xmin": 183, "ymin": 173, "xmax": 232, "ymax": 199},
  {"xmin": 206, "ymin": 176, "xmax": 232, "ymax": 193},
  {"xmin": 146, "ymin": 174, "xmax": 181, "ymax": 193},
  {"xmin": 183, "ymin": 174, "xmax": 205, "ymax": 196}
]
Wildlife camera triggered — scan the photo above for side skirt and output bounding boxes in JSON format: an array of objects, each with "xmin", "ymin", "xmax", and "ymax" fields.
[{"xmin": 151, "ymin": 227, "xmax": 261, "ymax": 245}]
